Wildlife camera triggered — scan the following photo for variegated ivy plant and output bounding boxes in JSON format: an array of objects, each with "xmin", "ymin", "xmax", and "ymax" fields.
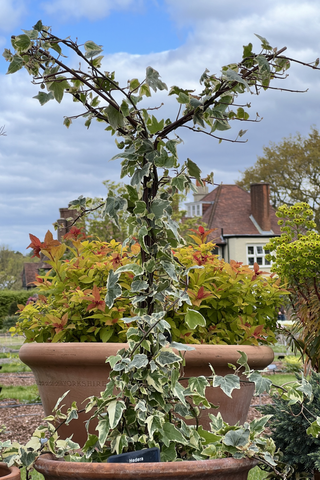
[{"xmin": 4, "ymin": 21, "xmax": 320, "ymax": 471}]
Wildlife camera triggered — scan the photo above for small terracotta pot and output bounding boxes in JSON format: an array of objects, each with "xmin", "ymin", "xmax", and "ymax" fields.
[
  {"xmin": 35, "ymin": 453, "xmax": 258, "ymax": 480},
  {"xmin": 20, "ymin": 343, "xmax": 273, "ymax": 445},
  {"xmin": 0, "ymin": 463, "xmax": 20, "ymax": 480}
]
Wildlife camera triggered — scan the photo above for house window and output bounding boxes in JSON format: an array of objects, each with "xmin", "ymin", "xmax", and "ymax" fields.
[
  {"xmin": 247, "ymin": 245, "xmax": 271, "ymax": 267},
  {"xmin": 196, "ymin": 204, "xmax": 201, "ymax": 216}
]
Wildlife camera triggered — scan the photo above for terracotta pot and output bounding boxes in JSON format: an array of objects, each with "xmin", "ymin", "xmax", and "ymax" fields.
[
  {"xmin": 0, "ymin": 463, "xmax": 20, "ymax": 480},
  {"xmin": 19, "ymin": 343, "xmax": 273, "ymax": 445},
  {"xmin": 35, "ymin": 453, "xmax": 258, "ymax": 480}
]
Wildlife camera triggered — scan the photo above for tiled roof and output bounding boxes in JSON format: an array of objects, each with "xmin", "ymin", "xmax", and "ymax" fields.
[{"xmin": 201, "ymin": 184, "xmax": 281, "ymax": 243}]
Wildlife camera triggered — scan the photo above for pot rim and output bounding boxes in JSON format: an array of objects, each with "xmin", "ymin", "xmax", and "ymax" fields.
[
  {"xmin": 19, "ymin": 343, "xmax": 273, "ymax": 368},
  {"xmin": 35, "ymin": 453, "xmax": 258, "ymax": 478}
]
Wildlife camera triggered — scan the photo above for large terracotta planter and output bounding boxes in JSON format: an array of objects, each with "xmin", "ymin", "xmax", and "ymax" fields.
[
  {"xmin": 0, "ymin": 463, "xmax": 20, "ymax": 480},
  {"xmin": 19, "ymin": 343, "xmax": 273, "ymax": 446},
  {"xmin": 35, "ymin": 453, "xmax": 258, "ymax": 480}
]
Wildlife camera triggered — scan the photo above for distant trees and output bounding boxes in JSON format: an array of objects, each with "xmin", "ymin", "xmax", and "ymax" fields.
[
  {"xmin": 237, "ymin": 127, "xmax": 320, "ymax": 230},
  {"xmin": 0, "ymin": 246, "xmax": 37, "ymax": 290}
]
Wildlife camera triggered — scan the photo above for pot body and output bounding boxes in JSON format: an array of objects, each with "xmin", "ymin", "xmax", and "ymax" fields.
[
  {"xmin": 35, "ymin": 453, "xmax": 258, "ymax": 480},
  {"xmin": 20, "ymin": 343, "xmax": 273, "ymax": 445},
  {"xmin": 0, "ymin": 463, "xmax": 20, "ymax": 480}
]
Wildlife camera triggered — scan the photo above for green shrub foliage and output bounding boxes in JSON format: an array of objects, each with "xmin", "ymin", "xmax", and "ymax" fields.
[
  {"xmin": 0, "ymin": 291, "xmax": 31, "ymax": 320},
  {"xmin": 260, "ymin": 371, "xmax": 320, "ymax": 475}
]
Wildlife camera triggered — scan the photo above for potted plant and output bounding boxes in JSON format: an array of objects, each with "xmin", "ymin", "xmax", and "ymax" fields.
[
  {"xmin": 5, "ymin": 22, "xmax": 319, "ymax": 445},
  {"xmin": 3, "ymin": 21, "xmax": 320, "ymax": 480},
  {"xmin": 14, "ymin": 227, "xmax": 281, "ymax": 440}
]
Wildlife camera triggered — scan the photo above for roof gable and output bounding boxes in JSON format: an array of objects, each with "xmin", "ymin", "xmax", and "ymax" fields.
[{"xmin": 201, "ymin": 184, "xmax": 281, "ymax": 241}]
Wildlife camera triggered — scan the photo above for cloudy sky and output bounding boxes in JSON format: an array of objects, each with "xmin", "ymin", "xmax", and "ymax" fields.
[{"xmin": 1, "ymin": 0, "xmax": 320, "ymax": 253}]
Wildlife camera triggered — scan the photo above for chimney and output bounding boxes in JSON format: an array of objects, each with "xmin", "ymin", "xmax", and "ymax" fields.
[
  {"xmin": 250, "ymin": 183, "xmax": 271, "ymax": 232},
  {"xmin": 193, "ymin": 180, "xmax": 209, "ymax": 202},
  {"xmin": 57, "ymin": 207, "xmax": 79, "ymax": 242}
]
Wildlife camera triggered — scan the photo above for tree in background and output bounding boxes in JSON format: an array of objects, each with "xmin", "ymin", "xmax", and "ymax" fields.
[
  {"xmin": 237, "ymin": 127, "xmax": 320, "ymax": 229},
  {"xmin": 0, "ymin": 246, "xmax": 38, "ymax": 290},
  {"xmin": 81, "ymin": 181, "xmax": 207, "ymax": 243}
]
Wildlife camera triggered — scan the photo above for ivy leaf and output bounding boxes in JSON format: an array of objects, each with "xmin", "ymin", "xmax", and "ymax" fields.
[
  {"xmin": 254, "ymin": 34, "xmax": 272, "ymax": 50},
  {"xmin": 243, "ymin": 43, "xmax": 253, "ymax": 58},
  {"xmin": 138, "ymin": 225, "xmax": 149, "ymax": 253},
  {"xmin": 120, "ymin": 100, "xmax": 130, "ymax": 117},
  {"xmin": 7, "ymin": 55, "xmax": 24, "ymax": 74},
  {"xmin": 249, "ymin": 415, "xmax": 273, "ymax": 435},
  {"xmin": 84, "ymin": 40, "xmax": 103, "ymax": 58},
  {"xmin": 186, "ymin": 158, "xmax": 202, "ymax": 184},
  {"xmin": 129, "ymin": 78, "xmax": 140, "ymax": 91},
  {"xmin": 103, "ymin": 196, "xmax": 127, "ymax": 228},
  {"xmin": 256, "ymin": 55, "xmax": 271, "ymax": 76},
  {"xmin": 146, "ymin": 66, "xmax": 167, "ymax": 92},
  {"xmin": 157, "ymin": 350, "xmax": 181, "ymax": 366},
  {"xmin": 131, "ymin": 163, "xmax": 151, "ymax": 186},
  {"xmin": 222, "ymin": 68, "xmax": 250, "ymax": 91},
  {"xmin": 165, "ymin": 217, "xmax": 180, "ymax": 241},
  {"xmin": 33, "ymin": 91, "xmax": 54, "ymax": 106},
  {"xmin": 223, "ymin": 428, "xmax": 250, "ymax": 447},
  {"xmin": 307, "ymin": 418, "xmax": 320, "ymax": 438},
  {"xmin": 212, "ymin": 374, "xmax": 240, "ymax": 398},
  {"xmin": 108, "ymin": 400, "xmax": 126, "ymax": 429},
  {"xmin": 140, "ymin": 83, "xmax": 151, "ymax": 97},
  {"xmin": 160, "ymin": 260, "xmax": 178, "ymax": 282},
  {"xmin": 105, "ymin": 270, "xmax": 121, "ymax": 308},
  {"xmin": 22, "ymin": 29, "xmax": 39, "ymax": 40},
  {"xmin": 128, "ymin": 354, "xmax": 148, "ymax": 371},
  {"xmin": 33, "ymin": 20, "xmax": 43, "ymax": 32},
  {"xmin": 105, "ymin": 104, "xmax": 124, "ymax": 130},
  {"xmin": 169, "ymin": 341, "xmax": 195, "ymax": 351},
  {"xmin": 177, "ymin": 92, "xmax": 190, "ymax": 104},
  {"xmin": 161, "ymin": 423, "xmax": 187, "ymax": 446},
  {"xmin": 146, "ymin": 415, "xmax": 163, "ymax": 439},
  {"xmin": 247, "ymin": 371, "xmax": 272, "ymax": 395},
  {"xmin": 185, "ymin": 309, "xmax": 206, "ymax": 329},
  {"xmin": 130, "ymin": 279, "xmax": 148, "ymax": 292},
  {"xmin": 48, "ymin": 77, "xmax": 70, "ymax": 103},
  {"xmin": 12, "ymin": 34, "xmax": 31, "ymax": 53},
  {"xmin": 147, "ymin": 115, "xmax": 165, "ymax": 134},
  {"xmin": 297, "ymin": 376, "xmax": 313, "ymax": 399},
  {"xmin": 96, "ymin": 418, "xmax": 110, "ymax": 445},
  {"xmin": 116, "ymin": 264, "xmax": 144, "ymax": 276},
  {"xmin": 188, "ymin": 376, "xmax": 209, "ymax": 397}
]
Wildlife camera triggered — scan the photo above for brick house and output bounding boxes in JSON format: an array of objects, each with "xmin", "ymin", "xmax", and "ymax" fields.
[{"xmin": 185, "ymin": 183, "xmax": 281, "ymax": 271}]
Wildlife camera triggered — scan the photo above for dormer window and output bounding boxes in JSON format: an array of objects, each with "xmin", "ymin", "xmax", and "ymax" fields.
[{"xmin": 186, "ymin": 202, "xmax": 204, "ymax": 217}]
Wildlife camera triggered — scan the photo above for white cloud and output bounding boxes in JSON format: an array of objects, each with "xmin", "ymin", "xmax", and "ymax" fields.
[
  {"xmin": 40, "ymin": 0, "xmax": 142, "ymax": 21},
  {"xmin": 2, "ymin": 0, "xmax": 320, "ymax": 251},
  {"xmin": 0, "ymin": 0, "xmax": 26, "ymax": 32}
]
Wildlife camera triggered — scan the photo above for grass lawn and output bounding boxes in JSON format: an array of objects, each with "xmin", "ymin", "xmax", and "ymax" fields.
[
  {"xmin": 263, "ymin": 373, "xmax": 297, "ymax": 387},
  {"xmin": 0, "ymin": 385, "xmax": 39, "ymax": 403},
  {"xmin": 0, "ymin": 334, "xmax": 24, "ymax": 349},
  {"xmin": 21, "ymin": 467, "xmax": 44, "ymax": 480},
  {"xmin": 0, "ymin": 362, "xmax": 31, "ymax": 373}
]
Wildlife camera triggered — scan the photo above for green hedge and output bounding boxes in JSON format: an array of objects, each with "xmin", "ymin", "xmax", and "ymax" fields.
[{"xmin": 0, "ymin": 290, "xmax": 32, "ymax": 320}]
